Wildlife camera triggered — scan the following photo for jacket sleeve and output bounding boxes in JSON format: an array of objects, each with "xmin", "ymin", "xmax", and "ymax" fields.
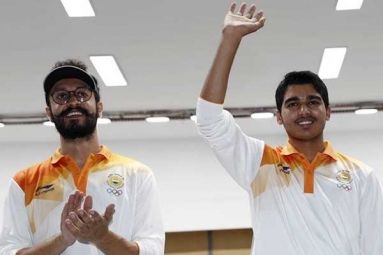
[
  {"xmin": 132, "ymin": 170, "xmax": 165, "ymax": 255},
  {"xmin": 0, "ymin": 178, "xmax": 34, "ymax": 255},
  {"xmin": 359, "ymin": 170, "xmax": 383, "ymax": 254},
  {"xmin": 196, "ymin": 97, "xmax": 265, "ymax": 191}
]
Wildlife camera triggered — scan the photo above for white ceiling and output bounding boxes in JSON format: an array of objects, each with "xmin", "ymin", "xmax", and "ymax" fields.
[{"xmin": 0, "ymin": 0, "xmax": 382, "ymax": 142}]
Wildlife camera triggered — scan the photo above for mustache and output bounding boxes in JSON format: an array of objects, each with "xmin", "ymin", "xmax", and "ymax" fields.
[
  {"xmin": 55, "ymin": 107, "xmax": 89, "ymax": 117},
  {"xmin": 295, "ymin": 116, "xmax": 316, "ymax": 123}
]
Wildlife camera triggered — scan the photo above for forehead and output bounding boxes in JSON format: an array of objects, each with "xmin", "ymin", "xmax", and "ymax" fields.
[
  {"xmin": 50, "ymin": 78, "xmax": 90, "ymax": 92},
  {"xmin": 283, "ymin": 84, "xmax": 322, "ymax": 101}
]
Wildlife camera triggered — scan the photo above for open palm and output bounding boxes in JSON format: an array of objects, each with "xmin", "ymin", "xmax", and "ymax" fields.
[{"xmin": 224, "ymin": 2, "xmax": 266, "ymax": 36}]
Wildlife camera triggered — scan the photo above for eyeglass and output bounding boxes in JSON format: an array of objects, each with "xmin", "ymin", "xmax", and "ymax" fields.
[{"xmin": 51, "ymin": 87, "xmax": 93, "ymax": 105}]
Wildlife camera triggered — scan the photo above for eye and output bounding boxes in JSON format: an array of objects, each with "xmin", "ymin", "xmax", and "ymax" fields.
[
  {"xmin": 308, "ymin": 100, "xmax": 320, "ymax": 106},
  {"xmin": 75, "ymin": 88, "xmax": 92, "ymax": 99},
  {"xmin": 286, "ymin": 102, "xmax": 298, "ymax": 108},
  {"xmin": 53, "ymin": 91, "xmax": 69, "ymax": 101}
]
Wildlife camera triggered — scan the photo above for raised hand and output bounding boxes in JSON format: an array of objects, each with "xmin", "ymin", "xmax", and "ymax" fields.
[
  {"xmin": 60, "ymin": 191, "xmax": 84, "ymax": 247},
  {"xmin": 64, "ymin": 197, "xmax": 116, "ymax": 244},
  {"xmin": 223, "ymin": 2, "xmax": 266, "ymax": 37}
]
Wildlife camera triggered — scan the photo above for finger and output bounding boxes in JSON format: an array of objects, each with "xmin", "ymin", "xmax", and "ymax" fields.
[
  {"xmin": 104, "ymin": 204, "xmax": 115, "ymax": 223},
  {"xmin": 259, "ymin": 17, "xmax": 266, "ymax": 26},
  {"xmin": 69, "ymin": 212, "xmax": 87, "ymax": 230},
  {"xmin": 83, "ymin": 195, "xmax": 93, "ymax": 212},
  {"xmin": 65, "ymin": 219, "xmax": 80, "ymax": 236},
  {"xmin": 237, "ymin": 3, "xmax": 247, "ymax": 16},
  {"xmin": 245, "ymin": 4, "xmax": 256, "ymax": 19},
  {"xmin": 62, "ymin": 202, "xmax": 69, "ymax": 221},
  {"xmin": 78, "ymin": 209, "xmax": 94, "ymax": 226},
  {"xmin": 89, "ymin": 210, "xmax": 104, "ymax": 227},
  {"xmin": 74, "ymin": 191, "xmax": 84, "ymax": 209},
  {"xmin": 254, "ymin": 10, "xmax": 264, "ymax": 22},
  {"xmin": 229, "ymin": 2, "xmax": 236, "ymax": 13},
  {"xmin": 67, "ymin": 194, "xmax": 75, "ymax": 213}
]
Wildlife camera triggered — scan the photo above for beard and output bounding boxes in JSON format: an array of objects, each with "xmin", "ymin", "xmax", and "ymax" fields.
[{"xmin": 50, "ymin": 106, "xmax": 98, "ymax": 141}]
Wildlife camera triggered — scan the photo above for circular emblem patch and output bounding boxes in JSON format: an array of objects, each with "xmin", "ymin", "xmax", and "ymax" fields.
[
  {"xmin": 107, "ymin": 173, "xmax": 124, "ymax": 189},
  {"xmin": 336, "ymin": 170, "xmax": 353, "ymax": 191},
  {"xmin": 336, "ymin": 170, "xmax": 352, "ymax": 184}
]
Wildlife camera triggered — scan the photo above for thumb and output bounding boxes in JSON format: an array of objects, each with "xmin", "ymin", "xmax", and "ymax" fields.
[{"xmin": 104, "ymin": 204, "xmax": 115, "ymax": 223}]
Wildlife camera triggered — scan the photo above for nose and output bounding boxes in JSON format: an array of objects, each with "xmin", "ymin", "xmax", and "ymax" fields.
[
  {"xmin": 66, "ymin": 91, "xmax": 81, "ymax": 106},
  {"xmin": 299, "ymin": 104, "xmax": 310, "ymax": 116}
]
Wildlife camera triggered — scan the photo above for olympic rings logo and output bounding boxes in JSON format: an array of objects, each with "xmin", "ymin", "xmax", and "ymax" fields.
[
  {"xmin": 107, "ymin": 188, "xmax": 123, "ymax": 196},
  {"xmin": 337, "ymin": 182, "xmax": 352, "ymax": 191}
]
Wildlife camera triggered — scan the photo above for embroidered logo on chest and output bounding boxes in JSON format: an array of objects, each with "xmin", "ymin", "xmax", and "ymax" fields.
[
  {"xmin": 336, "ymin": 170, "xmax": 353, "ymax": 191},
  {"xmin": 106, "ymin": 173, "xmax": 124, "ymax": 196},
  {"xmin": 278, "ymin": 163, "xmax": 291, "ymax": 174},
  {"xmin": 35, "ymin": 184, "xmax": 55, "ymax": 197}
]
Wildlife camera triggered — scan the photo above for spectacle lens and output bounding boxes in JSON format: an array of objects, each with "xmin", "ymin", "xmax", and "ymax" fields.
[{"xmin": 51, "ymin": 87, "xmax": 93, "ymax": 105}]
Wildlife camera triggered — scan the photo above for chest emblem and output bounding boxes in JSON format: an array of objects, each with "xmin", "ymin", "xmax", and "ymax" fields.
[
  {"xmin": 35, "ymin": 184, "xmax": 55, "ymax": 197},
  {"xmin": 336, "ymin": 170, "xmax": 353, "ymax": 191},
  {"xmin": 107, "ymin": 173, "xmax": 124, "ymax": 196},
  {"xmin": 278, "ymin": 164, "xmax": 291, "ymax": 174}
]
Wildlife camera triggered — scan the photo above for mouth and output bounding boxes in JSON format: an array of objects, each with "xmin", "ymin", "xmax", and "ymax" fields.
[
  {"xmin": 298, "ymin": 120, "xmax": 313, "ymax": 125},
  {"xmin": 296, "ymin": 118, "xmax": 315, "ymax": 127},
  {"xmin": 66, "ymin": 111, "xmax": 84, "ymax": 118},
  {"xmin": 58, "ymin": 107, "xmax": 88, "ymax": 118}
]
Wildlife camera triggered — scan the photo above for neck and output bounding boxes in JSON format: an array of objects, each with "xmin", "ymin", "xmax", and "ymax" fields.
[
  {"xmin": 289, "ymin": 136, "xmax": 325, "ymax": 163},
  {"xmin": 59, "ymin": 132, "xmax": 100, "ymax": 168}
]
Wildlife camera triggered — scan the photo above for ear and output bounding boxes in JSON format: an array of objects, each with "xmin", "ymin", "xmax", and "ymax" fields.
[
  {"xmin": 326, "ymin": 106, "xmax": 331, "ymax": 121},
  {"xmin": 276, "ymin": 110, "xmax": 283, "ymax": 125},
  {"xmin": 45, "ymin": 106, "xmax": 52, "ymax": 121},
  {"xmin": 97, "ymin": 101, "xmax": 104, "ymax": 118}
]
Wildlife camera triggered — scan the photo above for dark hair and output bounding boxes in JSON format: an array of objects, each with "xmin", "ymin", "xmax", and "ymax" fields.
[
  {"xmin": 275, "ymin": 71, "xmax": 329, "ymax": 112},
  {"xmin": 44, "ymin": 59, "xmax": 100, "ymax": 106}
]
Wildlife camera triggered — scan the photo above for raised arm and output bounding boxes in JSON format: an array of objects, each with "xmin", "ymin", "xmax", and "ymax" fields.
[{"xmin": 200, "ymin": 2, "xmax": 265, "ymax": 104}]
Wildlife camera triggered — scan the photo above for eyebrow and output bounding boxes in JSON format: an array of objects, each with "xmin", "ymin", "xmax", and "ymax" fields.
[
  {"xmin": 52, "ymin": 86, "xmax": 90, "ymax": 92},
  {"xmin": 284, "ymin": 95, "xmax": 323, "ymax": 105}
]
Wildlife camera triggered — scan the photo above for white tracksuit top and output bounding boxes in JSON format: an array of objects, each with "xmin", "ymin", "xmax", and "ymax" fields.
[
  {"xmin": 0, "ymin": 146, "xmax": 165, "ymax": 255},
  {"xmin": 196, "ymin": 97, "xmax": 383, "ymax": 255}
]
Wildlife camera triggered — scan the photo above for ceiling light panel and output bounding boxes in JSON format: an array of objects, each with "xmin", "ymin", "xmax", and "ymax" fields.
[
  {"xmin": 146, "ymin": 117, "xmax": 170, "ymax": 123},
  {"xmin": 336, "ymin": 0, "xmax": 364, "ymax": 10},
  {"xmin": 97, "ymin": 118, "xmax": 112, "ymax": 124},
  {"xmin": 60, "ymin": 0, "xmax": 95, "ymax": 17},
  {"xmin": 355, "ymin": 109, "xmax": 378, "ymax": 115},
  {"xmin": 251, "ymin": 112, "xmax": 274, "ymax": 119},
  {"xmin": 43, "ymin": 121, "xmax": 55, "ymax": 127},
  {"xmin": 318, "ymin": 47, "xmax": 347, "ymax": 79},
  {"xmin": 90, "ymin": 56, "xmax": 128, "ymax": 86}
]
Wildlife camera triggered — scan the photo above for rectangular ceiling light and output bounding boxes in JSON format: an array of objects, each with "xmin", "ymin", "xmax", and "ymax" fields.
[
  {"xmin": 318, "ymin": 47, "xmax": 347, "ymax": 79},
  {"xmin": 60, "ymin": 0, "xmax": 95, "ymax": 17},
  {"xmin": 146, "ymin": 117, "xmax": 170, "ymax": 123},
  {"xmin": 336, "ymin": 0, "xmax": 364, "ymax": 10},
  {"xmin": 90, "ymin": 56, "xmax": 128, "ymax": 86}
]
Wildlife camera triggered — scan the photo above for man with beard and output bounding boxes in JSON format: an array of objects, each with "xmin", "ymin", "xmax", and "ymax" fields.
[
  {"xmin": 0, "ymin": 59, "xmax": 165, "ymax": 255},
  {"xmin": 196, "ymin": 2, "xmax": 383, "ymax": 255}
]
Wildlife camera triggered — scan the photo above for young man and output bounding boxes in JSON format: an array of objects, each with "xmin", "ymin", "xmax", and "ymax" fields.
[
  {"xmin": 0, "ymin": 59, "xmax": 165, "ymax": 255},
  {"xmin": 196, "ymin": 2, "xmax": 383, "ymax": 254}
]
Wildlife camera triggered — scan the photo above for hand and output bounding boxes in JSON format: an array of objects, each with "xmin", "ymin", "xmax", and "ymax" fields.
[
  {"xmin": 60, "ymin": 191, "xmax": 84, "ymax": 247},
  {"xmin": 223, "ymin": 2, "xmax": 266, "ymax": 37},
  {"xmin": 64, "ymin": 196, "xmax": 116, "ymax": 244}
]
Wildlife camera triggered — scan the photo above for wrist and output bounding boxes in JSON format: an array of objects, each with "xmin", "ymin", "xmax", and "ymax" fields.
[
  {"xmin": 93, "ymin": 231, "xmax": 139, "ymax": 255},
  {"xmin": 56, "ymin": 234, "xmax": 72, "ymax": 249},
  {"xmin": 222, "ymin": 27, "xmax": 244, "ymax": 42},
  {"xmin": 92, "ymin": 230, "xmax": 113, "ymax": 248}
]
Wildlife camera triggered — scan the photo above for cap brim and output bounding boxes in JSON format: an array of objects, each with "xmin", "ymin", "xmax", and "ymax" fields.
[{"xmin": 44, "ymin": 65, "xmax": 96, "ymax": 94}]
